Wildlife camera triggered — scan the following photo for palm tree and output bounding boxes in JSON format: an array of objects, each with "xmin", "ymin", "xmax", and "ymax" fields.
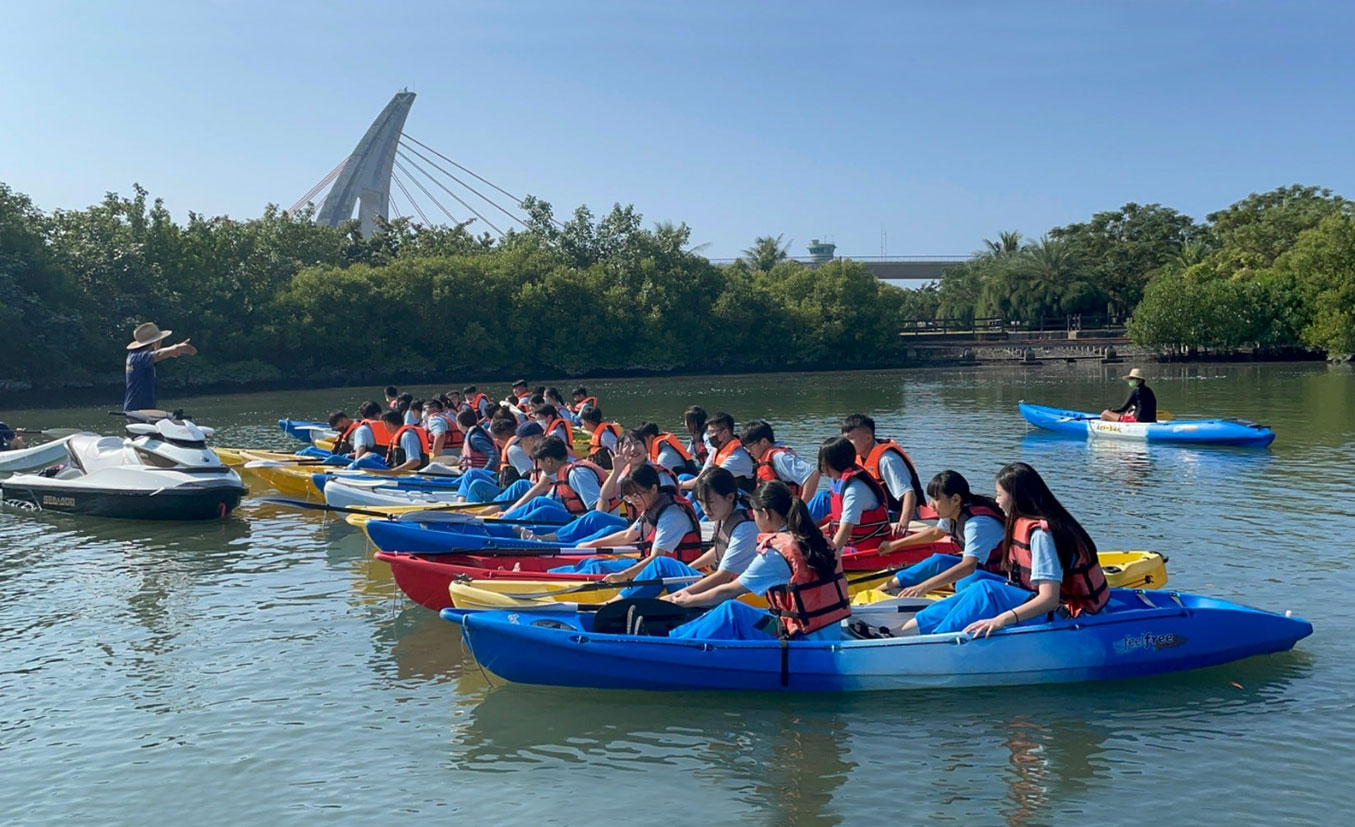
[
  {"xmin": 741, "ymin": 234, "xmax": 791, "ymax": 272},
  {"xmin": 981, "ymin": 230, "xmax": 1023, "ymax": 257}
]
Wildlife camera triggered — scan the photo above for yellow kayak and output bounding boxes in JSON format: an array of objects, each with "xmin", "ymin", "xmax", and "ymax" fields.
[
  {"xmin": 850, "ymin": 550, "xmax": 1168, "ymax": 607},
  {"xmin": 448, "ymin": 570, "xmax": 897, "ymax": 611}
]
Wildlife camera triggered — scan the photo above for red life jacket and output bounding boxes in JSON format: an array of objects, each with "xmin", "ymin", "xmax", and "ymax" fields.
[
  {"xmin": 1004, "ymin": 517, "xmax": 1109, "ymax": 617},
  {"xmin": 648, "ymin": 432, "xmax": 694, "ymax": 466},
  {"xmin": 859, "ymin": 439, "xmax": 924, "ymax": 514},
  {"xmin": 688, "ymin": 434, "xmax": 709, "ymax": 464},
  {"xmin": 588, "ymin": 421, "xmax": 623, "ymax": 453},
  {"xmin": 759, "ymin": 532, "xmax": 852, "ymax": 638},
  {"xmin": 636, "ymin": 493, "xmax": 704, "ymax": 564},
  {"xmin": 466, "ymin": 392, "xmax": 490, "ymax": 422},
  {"xmin": 946, "ymin": 501, "xmax": 1006, "ymax": 569},
  {"xmin": 386, "ymin": 424, "xmax": 430, "ymax": 467},
  {"xmin": 550, "ymin": 460, "xmax": 612, "ymax": 515},
  {"xmin": 459, "ymin": 430, "xmax": 498, "ymax": 470},
  {"xmin": 428, "ymin": 413, "xmax": 462, "ymax": 455},
  {"xmin": 824, "ymin": 466, "xmax": 892, "ymax": 551},
  {"xmin": 754, "ymin": 445, "xmax": 803, "ymax": 498}
]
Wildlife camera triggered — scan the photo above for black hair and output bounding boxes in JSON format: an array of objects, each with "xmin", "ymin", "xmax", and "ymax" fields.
[
  {"xmin": 637, "ymin": 421, "xmax": 660, "ymax": 439},
  {"xmin": 531, "ymin": 435, "xmax": 569, "ymax": 462},
  {"xmin": 397, "ymin": 392, "xmax": 413, "ymax": 404},
  {"xmin": 462, "ymin": 385, "xmax": 477, "ymax": 396},
  {"xmin": 683, "ymin": 406, "xmax": 707, "ymax": 439},
  {"xmin": 490, "ymin": 418, "xmax": 518, "ymax": 438},
  {"xmin": 512, "ymin": 379, "xmax": 528, "ymax": 389},
  {"xmin": 545, "ymin": 387, "xmax": 564, "ymax": 403},
  {"xmin": 534, "ymin": 403, "xmax": 559, "ymax": 419},
  {"xmin": 529, "ymin": 394, "xmax": 546, "ymax": 407},
  {"xmin": 455, "ymin": 409, "xmax": 479, "ymax": 429},
  {"xmin": 384, "ymin": 386, "xmax": 398, "ymax": 398},
  {"xmin": 995, "ymin": 462, "xmax": 1097, "ymax": 574},
  {"xmin": 410, "ymin": 398, "xmax": 423, "ymax": 413},
  {"xmin": 841, "ymin": 413, "xmax": 876, "ymax": 435},
  {"xmin": 425, "ymin": 398, "xmax": 444, "ymax": 411},
  {"xmin": 534, "ymin": 385, "xmax": 547, "ymax": 396},
  {"xmin": 751, "ymin": 480, "xmax": 836, "ymax": 581},
  {"xmin": 740, "ymin": 419, "xmax": 775, "ymax": 446},
  {"xmin": 707, "ymin": 411, "xmax": 734, "ymax": 433},
  {"xmin": 693, "ymin": 466, "xmax": 740, "ymax": 504},
  {"xmin": 572, "ymin": 386, "xmax": 588, "ymax": 397},
  {"xmin": 359, "ymin": 400, "xmax": 382, "ymax": 419},
  {"xmin": 926, "ymin": 470, "xmax": 1004, "ymax": 515},
  {"xmin": 580, "ymin": 406, "xmax": 603, "ymax": 424},
  {"xmin": 620, "ymin": 428, "xmax": 647, "ymax": 453},
  {"xmin": 817, "ymin": 436, "xmax": 858, "ymax": 474},
  {"xmin": 619, "ymin": 463, "xmax": 661, "ymax": 497},
  {"xmin": 380, "ymin": 409, "xmax": 403, "ymax": 428},
  {"xmin": 327, "ymin": 410, "xmax": 350, "ymax": 429}
]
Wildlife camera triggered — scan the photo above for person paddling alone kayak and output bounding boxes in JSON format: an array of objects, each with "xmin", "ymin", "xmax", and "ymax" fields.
[
  {"xmin": 123, "ymin": 322, "xmax": 197, "ymax": 412},
  {"xmin": 1100, "ymin": 368, "xmax": 1157, "ymax": 423}
]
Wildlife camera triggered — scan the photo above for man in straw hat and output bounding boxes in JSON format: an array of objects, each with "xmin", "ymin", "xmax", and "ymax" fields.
[
  {"xmin": 124, "ymin": 322, "xmax": 197, "ymax": 412},
  {"xmin": 1100, "ymin": 368, "xmax": 1157, "ymax": 423}
]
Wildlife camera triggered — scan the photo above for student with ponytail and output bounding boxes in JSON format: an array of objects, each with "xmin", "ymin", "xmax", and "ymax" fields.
[
  {"xmin": 898, "ymin": 462, "xmax": 1109, "ymax": 637},
  {"xmin": 669, "ymin": 480, "xmax": 852, "ymax": 642},
  {"xmin": 878, "ymin": 470, "xmax": 1007, "ymax": 597}
]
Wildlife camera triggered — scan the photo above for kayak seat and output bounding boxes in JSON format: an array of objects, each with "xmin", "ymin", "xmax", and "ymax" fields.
[
  {"xmin": 592, "ymin": 598, "xmax": 701, "ymax": 637},
  {"xmin": 846, "ymin": 619, "xmax": 896, "ymax": 640}
]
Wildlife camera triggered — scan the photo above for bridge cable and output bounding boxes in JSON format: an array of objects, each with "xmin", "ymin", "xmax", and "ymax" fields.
[
  {"xmin": 396, "ymin": 141, "xmax": 528, "ymax": 230},
  {"xmin": 392, "ymin": 157, "xmax": 468, "ymax": 228},
  {"xmin": 391, "ymin": 168, "xmax": 432, "ymax": 225},
  {"xmin": 290, "ymin": 158, "xmax": 347, "ymax": 214},
  {"xmin": 395, "ymin": 150, "xmax": 503, "ymax": 235}
]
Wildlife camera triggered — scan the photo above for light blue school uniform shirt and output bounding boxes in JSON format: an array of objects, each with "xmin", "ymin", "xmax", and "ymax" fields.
[
  {"xmin": 738, "ymin": 529, "xmax": 842, "ymax": 641},
  {"xmin": 350, "ymin": 422, "xmax": 375, "ymax": 454},
  {"xmin": 505, "ymin": 442, "xmax": 534, "ymax": 474},
  {"xmin": 396, "ymin": 429, "xmax": 423, "ymax": 463},
  {"xmin": 839, "ymin": 476, "xmax": 881, "ymax": 525},
  {"xmin": 1027, "ymin": 527, "xmax": 1064, "ymax": 583},
  {"xmin": 558, "ymin": 464, "xmax": 602, "ymax": 510},
  {"xmin": 704, "ymin": 442, "xmax": 755, "ymax": 479},
  {"xmin": 769, "ymin": 448, "xmax": 815, "ymax": 487},
  {"xmin": 594, "ymin": 427, "xmax": 620, "ymax": 453},
  {"xmin": 936, "ymin": 514, "xmax": 1006, "ymax": 561},
  {"xmin": 655, "ymin": 443, "xmax": 688, "ymax": 472},
  {"xmin": 874, "ymin": 449, "xmax": 913, "ymax": 504},
  {"xmin": 715, "ymin": 520, "xmax": 761, "ymax": 574},
  {"xmin": 628, "ymin": 505, "xmax": 693, "ymax": 553},
  {"xmin": 403, "ymin": 410, "xmax": 419, "ymax": 426}
]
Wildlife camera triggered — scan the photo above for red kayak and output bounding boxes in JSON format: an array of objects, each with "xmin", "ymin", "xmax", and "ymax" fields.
[{"xmin": 375, "ymin": 537, "xmax": 959, "ymax": 612}]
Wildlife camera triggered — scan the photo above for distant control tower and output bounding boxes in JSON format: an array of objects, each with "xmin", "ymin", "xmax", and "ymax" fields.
[
  {"xmin": 316, "ymin": 91, "xmax": 416, "ymax": 236},
  {"xmin": 807, "ymin": 238, "xmax": 837, "ymax": 265}
]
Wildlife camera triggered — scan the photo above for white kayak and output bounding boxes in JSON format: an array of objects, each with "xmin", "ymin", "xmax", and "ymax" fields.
[
  {"xmin": 0, "ymin": 436, "xmax": 78, "ymax": 476},
  {"xmin": 323, "ymin": 477, "xmax": 464, "ymax": 509}
]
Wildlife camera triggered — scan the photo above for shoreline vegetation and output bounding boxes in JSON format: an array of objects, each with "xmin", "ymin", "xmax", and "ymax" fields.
[{"xmin": 2, "ymin": 182, "xmax": 1351, "ymax": 404}]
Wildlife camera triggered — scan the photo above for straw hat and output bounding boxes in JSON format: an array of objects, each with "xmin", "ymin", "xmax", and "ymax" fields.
[
  {"xmin": 127, "ymin": 322, "xmax": 173, "ymax": 350},
  {"xmin": 1121, "ymin": 368, "xmax": 1148, "ymax": 382}
]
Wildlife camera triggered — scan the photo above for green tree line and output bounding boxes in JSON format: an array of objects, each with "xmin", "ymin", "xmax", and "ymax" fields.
[{"xmin": 0, "ymin": 183, "xmax": 911, "ymax": 396}]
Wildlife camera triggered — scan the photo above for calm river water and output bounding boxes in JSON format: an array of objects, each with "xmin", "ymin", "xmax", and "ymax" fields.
[{"xmin": 2, "ymin": 362, "xmax": 1352, "ymax": 825}]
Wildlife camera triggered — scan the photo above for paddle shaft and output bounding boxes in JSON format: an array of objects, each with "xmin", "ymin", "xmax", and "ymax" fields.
[{"xmin": 510, "ymin": 574, "xmax": 702, "ymax": 599}]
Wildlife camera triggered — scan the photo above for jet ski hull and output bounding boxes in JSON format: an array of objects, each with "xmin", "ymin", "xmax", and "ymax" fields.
[{"xmin": 1, "ymin": 475, "xmax": 246, "ymax": 520}]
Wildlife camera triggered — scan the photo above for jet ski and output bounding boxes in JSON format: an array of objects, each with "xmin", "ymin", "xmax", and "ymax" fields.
[{"xmin": 0, "ymin": 411, "xmax": 247, "ymax": 520}]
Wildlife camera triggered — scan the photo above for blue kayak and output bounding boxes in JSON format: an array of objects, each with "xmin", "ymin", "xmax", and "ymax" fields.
[
  {"xmin": 278, "ymin": 418, "xmax": 329, "ymax": 444},
  {"xmin": 1019, "ymin": 402, "xmax": 1276, "ymax": 447},
  {"xmin": 441, "ymin": 589, "xmax": 1311, "ymax": 692},
  {"xmin": 365, "ymin": 518, "xmax": 561, "ymax": 553}
]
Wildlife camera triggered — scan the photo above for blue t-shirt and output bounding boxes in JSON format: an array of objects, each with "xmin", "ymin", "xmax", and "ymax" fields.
[
  {"xmin": 937, "ymin": 514, "xmax": 1006, "ymax": 562},
  {"xmin": 839, "ymin": 476, "xmax": 881, "ymax": 525},
  {"xmin": 715, "ymin": 520, "xmax": 761, "ymax": 574},
  {"xmin": 1028, "ymin": 528, "xmax": 1063, "ymax": 583},
  {"xmin": 462, "ymin": 428, "xmax": 500, "ymax": 469},
  {"xmin": 627, "ymin": 505, "xmax": 692, "ymax": 553},
  {"xmin": 397, "ymin": 430, "xmax": 424, "ymax": 464},
  {"xmin": 123, "ymin": 350, "xmax": 157, "ymax": 411},
  {"xmin": 350, "ymin": 422, "xmax": 375, "ymax": 453}
]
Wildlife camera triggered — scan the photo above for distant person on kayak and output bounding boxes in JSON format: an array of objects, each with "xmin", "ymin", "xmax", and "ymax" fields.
[
  {"xmin": 0, "ymin": 422, "xmax": 27, "ymax": 451},
  {"xmin": 638, "ymin": 421, "xmax": 699, "ymax": 477},
  {"xmin": 329, "ymin": 401, "xmax": 390, "ymax": 461},
  {"xmin": 680, "ymin": 411, "xmax": 755, "ymax": 495},
  {"xmin": 683, "ymin": 405, "xmax": 710, "ymax": 465},
  {"xmin": 1101, "ymin": 369, "xmax": 1157, "ymax": 423},
  {"xmin": 667, "ymin": 479, "xmax": 851, "ymax": 642},
  {"xmin": 384, "ymin": 386, "xmax": 399, "ymax": 410},
  {"xmin": 877, "ymin": 470, "xmax": 1006, "ymax": 597},
  {"xmin": 834, "ymin": 414, "xmax": 925, "ymax": 531},
  {"xmin": 897, "ymin": 462, "xmax": 1109, "ymax": 637},
  {"xmin": 123, "ymin": 322, "xmax": 197, "ymax": 412}
]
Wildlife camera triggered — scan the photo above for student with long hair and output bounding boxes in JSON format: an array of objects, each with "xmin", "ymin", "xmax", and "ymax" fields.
[
  {"xmin": 816, "ymin": 437, "xmax": 891, "ymax": 553},
  {"xmin": 561, "ymin": 464, "xmax": 704, "ymax": 582},
  {"xmin": 669, "ymin": 480, "xmax": 852, "ymax": 642},
  {"xmin": 683, "ymin": 405, "xmax": 709, "ymax": 465},
  {"xmin": 899, "ymin": 462, "xmax": 1109, "ymax": 637},
  {"xmin": 878, "ymin": 470, "xmax": 1006, "ymax": 597}
]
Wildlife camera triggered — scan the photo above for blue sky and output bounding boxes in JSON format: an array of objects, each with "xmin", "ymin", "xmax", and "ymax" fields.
[{"xmin": 4, "ymin": 1, "xmax": 1352, "ymax": 258}]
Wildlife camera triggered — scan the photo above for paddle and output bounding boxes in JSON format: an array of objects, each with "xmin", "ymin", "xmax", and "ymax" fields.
[
  {"xmin": 15, "ymin": 428, "xmax": 85, "ymax": 439},
  {"xmin": 258, "ymin": 497, "xmax": 570, "ymax": 525},
  {"xmin": 508, "ymin": 574, "xmax": 703, "ymax": 600}
]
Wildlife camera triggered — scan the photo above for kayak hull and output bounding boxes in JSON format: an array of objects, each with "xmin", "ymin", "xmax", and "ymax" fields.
[
  {"xmin": 443, "ymin": 590, "xmax": 1311, "ymax": 692},
  {"xmin": 0, "ymin": 437, "xmax": 75, "ymax": 476},
  {"xmin": 1018, "ymin": 403, "xmax": 1276, "ymax": 447},
  {"xmin": 375, "ymin": 550, "xmax": 634, "ymax": 611}
]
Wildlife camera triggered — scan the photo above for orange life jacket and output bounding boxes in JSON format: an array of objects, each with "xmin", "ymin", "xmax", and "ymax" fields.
[
  {"xmin": 710, "ymin": 437, "xmax": 755, "ymax": 492},
  {"xmin": 648, "ymin": 432, "xmax": 693, "ymax": 466},
  {"xmin": 466, "ymin": 392, "xmax": 490, "ymax": 422},
  {"xmin": 759, "ymin": 532, "xmax": 852, "ymax": 638},
  {"xmin": 588, "ymin": 421, "xmax": 623, "ymax": 453},
  {"xmin": 824, "ymin": 466, "xmax": 892, "ymax": 551},
  {"xmin": 636, "ymin": 493, "xmax": 704, "ymax": 564},
  {"xmin": 1004, "ymin": 517, "xmax": 1109, "ymax": 618},
  {"xmin": 550, "ymin": 460, "xmax": 612, "ymax": 515},
  {"xmin": 754, "ymin": 445, "xmax": 803, "ymax": 498},
  {"xmin": 542, "ymin": 417, "xmax": 575, "ymax": 452},
  {"xmin": 571, "ymin": 395, "xmax": 598, "ymax": 412},
  {"xmin": 337, "ymin": 418, "xmax": 393, "ymax": 455},
  {"xmin": 428, "ymin": 413, "xmax": 462, "ymax": 455},
  {"xmin": 386, "ymin": 424, "xmax": 430, "ymax": 467},
  {"xmin": 946, "ymin": 501, "xmax": 1006, "ymax": 568},
  {"xmin": 859, "ymin": 439, "xmax": 924, "ymax": 514}
]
